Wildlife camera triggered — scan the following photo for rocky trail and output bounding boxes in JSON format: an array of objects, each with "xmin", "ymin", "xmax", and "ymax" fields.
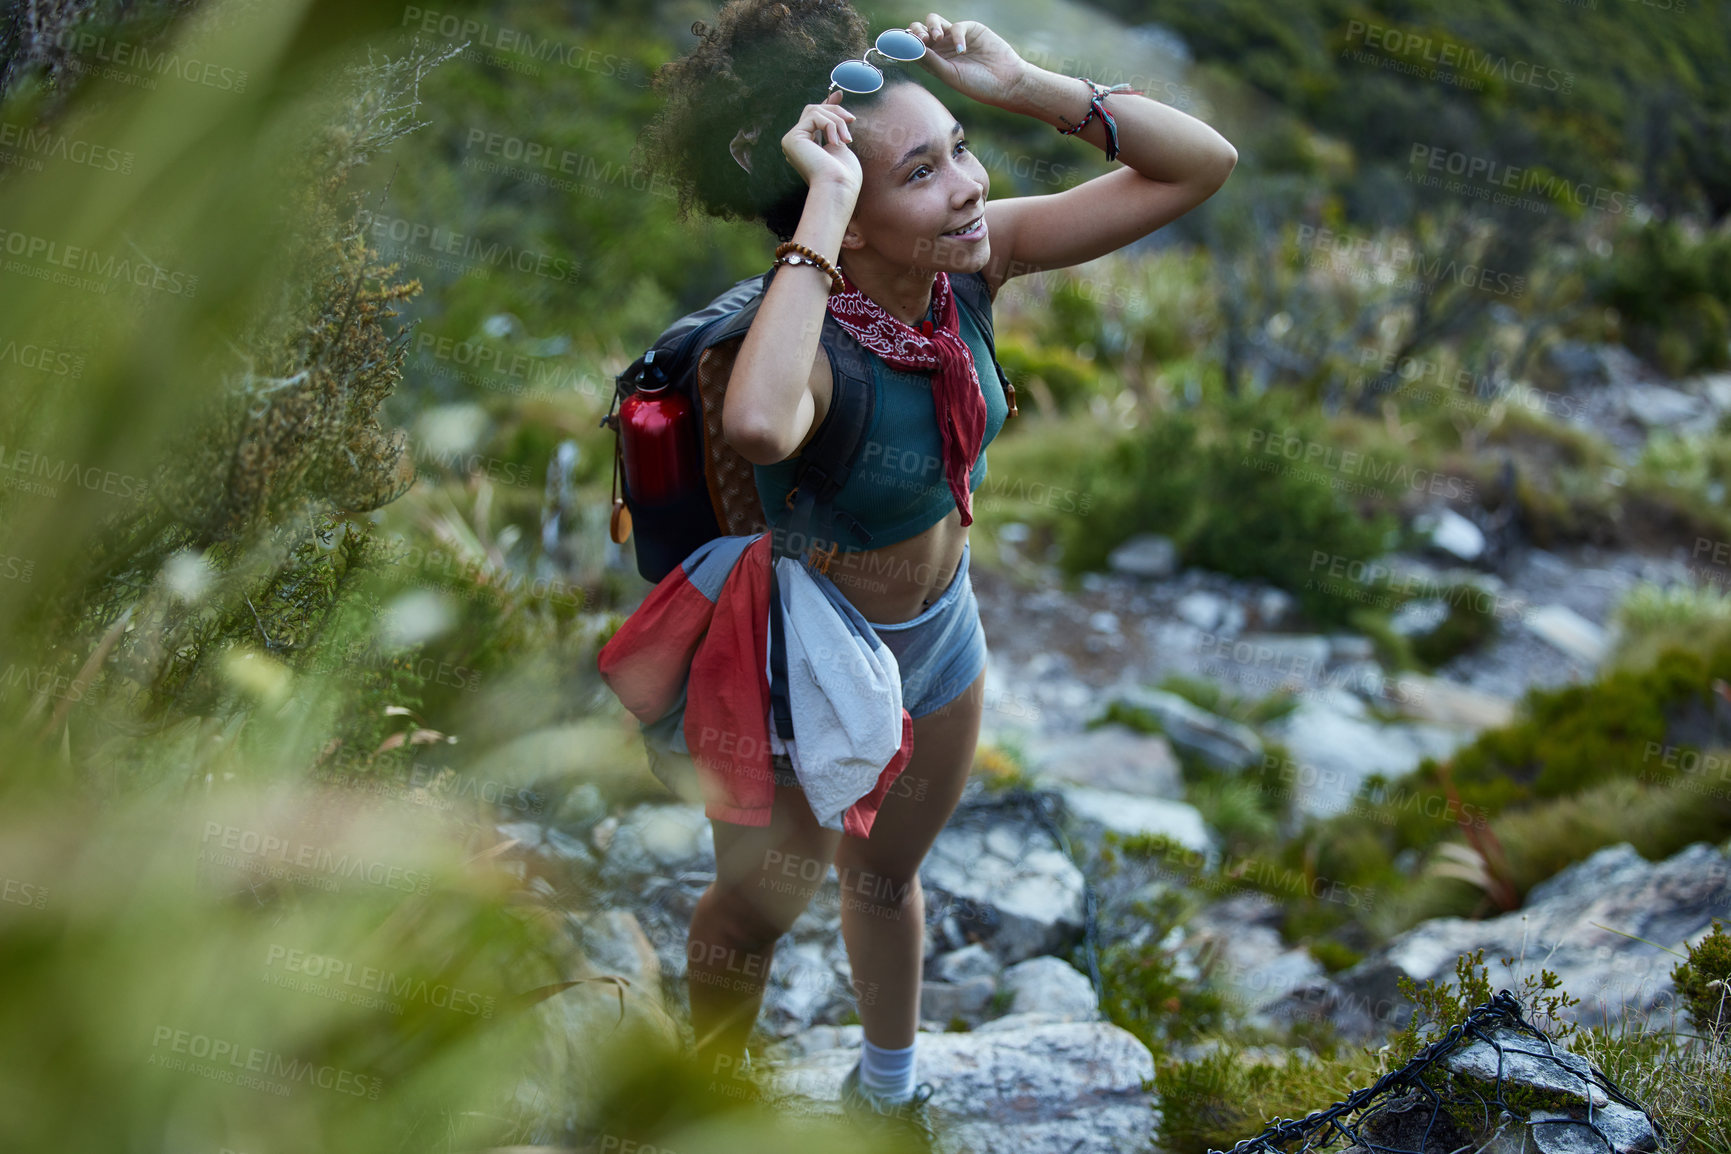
[{"xmin": 502, "ymin": 342, "xmax": 1731, "ymax": 1151}]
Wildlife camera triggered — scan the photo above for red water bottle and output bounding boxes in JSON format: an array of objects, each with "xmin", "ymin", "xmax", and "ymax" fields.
[{"xmin": 619, "ymin": 364, "xmax": 696, "ymax": 506}]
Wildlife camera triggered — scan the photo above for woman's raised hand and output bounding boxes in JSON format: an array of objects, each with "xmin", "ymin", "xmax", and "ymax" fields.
[
  {"xmin": 781, "ymin": 90, "xmax": 862, "ymax": 193},
  {"xmin": 906, "ymin": 13, "xmax": 1029, "ymax": 108}
]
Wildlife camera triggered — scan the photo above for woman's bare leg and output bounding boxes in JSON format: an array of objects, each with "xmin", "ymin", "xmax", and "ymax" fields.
[
  {"xmin": 834, "ymin": 668, "xmax": 987, "ymax": 1049},
  {"xmin": 686, "ymin": 779, "xmax": 843, "ymax": 1070}
]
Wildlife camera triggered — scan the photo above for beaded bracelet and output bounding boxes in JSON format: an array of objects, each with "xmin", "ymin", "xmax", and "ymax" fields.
[
  {"xmin": 1057, "ymin": 77, "xmax": 1141, "ymax": 163},
  {"xmin": 773, "ymin": 240, "xmax": 845, "ymax": 295}
]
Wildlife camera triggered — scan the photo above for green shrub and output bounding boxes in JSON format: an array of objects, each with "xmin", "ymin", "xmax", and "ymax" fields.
[
  {"xmin": 1152, "ymin": 672, "xmax": 1301, "ymax": 728},
  {"xmin": 1612, "ymin": 582, "xmax": 1731, "ymax": 670},
  {"xmin": 1308, "ymin": 939, "xmax": 1363, "ymax": 974},
  {"xmin": 1673, "ymin": 920, "xmax": 1731, "ymax": 1041},
  {"xmin": 1587, "ymin": 218, "xmax": 1731, "ymax": 377},
  {"xmin": 1059, "ymin": 391, "xmax": 1399, "ymax": 628},
  {"xmin": 1393, "ymin": 950, "xmax": 1578, "ymax": 1062},
  {"xmin": 1575, "ymin": 1010, "xmax": 1731, "ymax": 1154},
  {"xmin": 1095, "ymin": 885, "xmax": 1232, "ymax": 1053},
  {"xmin": 1408, "ymin": 584, "xmax": 1503, "ymax": 669}
]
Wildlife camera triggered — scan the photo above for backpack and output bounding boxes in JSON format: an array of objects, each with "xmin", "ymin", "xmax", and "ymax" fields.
[
  {"xmin": 602, "ymin": 263, "xmax": 1018, "ymax": 584},
  {"xmin": 602, "ymin": 262, "xmax": 1019, "ymax": 759}
]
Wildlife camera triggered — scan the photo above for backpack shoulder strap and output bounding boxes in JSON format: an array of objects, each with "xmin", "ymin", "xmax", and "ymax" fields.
[
  {"xmin": 947, "ymin": 270, "xmax": 1017, "ymax": 416},
  {"xmin": 768, "ymin": 316, "xmax": 877, "ymax": 559}
]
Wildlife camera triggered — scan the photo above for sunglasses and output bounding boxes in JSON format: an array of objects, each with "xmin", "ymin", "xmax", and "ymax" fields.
[{"xmin": 828, "ymin": 28, "xmax": 927, "ymax": 93}]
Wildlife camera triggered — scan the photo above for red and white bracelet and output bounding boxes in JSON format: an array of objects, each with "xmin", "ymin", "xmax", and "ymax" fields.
[{"xmin": 1057, "ymin": 77, "xmax": 1141, "ymax": 162}]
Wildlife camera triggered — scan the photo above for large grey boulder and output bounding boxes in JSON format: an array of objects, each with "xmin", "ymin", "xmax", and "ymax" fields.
[
  {"xmin": 932, "ymin": 943, "xmax": 1003, "ymax": 985},
  {"xmin": 1000, "ymin": 956, "xmax": 1101, "ymax": 1021},
  {"xmin": 921, "ymin": 975, "xmax": 998, "ymax": 1025},
  {"xmin": 570, "ymin": 908, "xmax": 660, "ymax": 987},
  {"xmin": 1182, "ymin": 893, "xmax": 1328, "ymax": 1024},
  {"xmin": 764, "ymin": 1017, "xmax": 1157, "ymax": 1154},
  {"xmin": 1271, "ymin": 842, "xmax": 1731, "ymax": 1038},
  {"xmin": 1251, "ymin": 1022, "xmax": 1661, "ymax": 1154},
  {"xmin": 595, "ymin": 802, "xmax": 713, "ymax": 885},
  {"xmin": 1024, "ymin": 722, "xmax": 1185, "ymax": 797},
  {"xmin": 1107, "ymin": 685, "xmax": 1264, "ymax": 772},
  {"xmin": 1262, "ymin": 688, "xmax": 1473, "ymax": 817},
  {"xmin": 1058, "ymin": 785, "xmax": 1214, "ymax": 854},
  {"xmin": 1445, "ymin": 1024, "xmax": 1660, "ymax": 1153},
  {"xmin": 921, "ymin": 816, "xmax": 1087, "ymax": 965}
]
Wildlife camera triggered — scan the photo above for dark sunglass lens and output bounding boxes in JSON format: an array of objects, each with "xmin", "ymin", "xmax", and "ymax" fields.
[
  {"xmin": 831, "ymin": 60, "xmax": 883, "ymax": 92},
  {"xmin": 876, "ymin": 29, "xmax": 926, "ymax": 60}
]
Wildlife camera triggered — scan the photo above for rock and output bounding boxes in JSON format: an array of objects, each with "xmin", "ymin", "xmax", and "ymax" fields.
[
  {"xmin": 1025, "ymin": 723, "xmax": 1184, "ymax": 797},
  {"xmin": 512, "ymin": 944, "xmax": 682, "ymax": 1142},
  {"xmin": 1329, "ymin": 634, "xmax": 1378, "ymax": 663},
  {"xmin": 1445, "ymin": 1024, "xmax": 1660, "ymax": 1153},
  {"xmin": 590, "ymin": 814, "xmax": 617, "ymax": 852},
  {"xmin": 554, "ymin": 782, "xmax": 606, "ymax": 829},
  {"xmin": 1389, "ymin": 598, "xmax": 1451, "ymax": 637},
  {"xmin": 1420, "ymin": 507, "xmax": 1487, "ymax": 563},
  {"xmin": 570, "ymin": 908, "xmax": 660, "ymax": 986},
  {"xmin": 1088, "ymin": 610, "xmax": 1120, "ymax": 634},
  {"xmin": 933, "ymin": 943, "xmax": 1004, "ymax": 984},
  {"xmin": 765, "ymin": 1018, "xmax": 1156, "ymax": 1154},
  {"xmin": 1175, "ymin": 590, "xmax": 1229, "ymax": 631},
  {"xmin": 764, "ymin": 938, "xmax": 849, "ymax": 1034},
  {"xmin": 921, "ymin": 816, "xmax": 1087, "ymax": 965},
  {"xmin": 921, "ymin": 975, "xmax": 998, "ymax": 1024},
  {"xmin": 1224, "ymin": 633, "xmax": 1333, "ymax": 679},
  {"xmin": 1274, "ymin": 842, "xmax": 1731, "ymax": 1038},
  {"xmin": 762, "ymin": 1023, "xmax": 862, "ymax": 1062},
  {"xmin": 1107, "ymin": 533, "xmax": 1179, "ymax": 580},
  {"xmin": 497, "ymin": 821, "xmax": 595, "ymax": 869},
  {"xmin": 1386, "ymin": 672, "xmax": 1517, "ymax": 730},
  {"xmin": 1544, "ymin": 340, "xmax": 1609, "ymax": 391},
  {"xmin": 1269, "ymin": 956, "xmax": 1414, "ymax": 1038},
  {"xmin": 1523, "ymin": 604, "xmax": 1608, "ymax": 665},
  {"xmin": 1184, "ymin": 894, "xmax": 1327, "ymax": 1024},
  {"xmin": 1256, "ymin": 587, "xmax": 1297, "ymax": 629},
  {"xmin": 1000, "ymin": 956, "xmax": 1101, "ymax": 1021},
  {"xmin": 1262, "ymin": 689, "xmax": 1472, "ymax": 816},
  {"xmin": 1697, "ymin": 371, "xmax": 1731, "ymax": 415},
  {"xmin": 1107, "ymin": 686, "xmax": 1264, "ymax": 772},
  {"xmin": 1624, "ymin": 382, "xmax": 1706, "ymax": 428},
  {"xmin": 596, "ymin": 803, "xmax": 713, "ymax": 885},
  {"xmin": 1059, "ymin": 786, "xmax": 1214, "ymax": 854}
]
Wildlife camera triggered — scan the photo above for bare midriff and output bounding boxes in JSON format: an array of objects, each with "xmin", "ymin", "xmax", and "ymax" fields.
[{"xmin": 819, "ymin": 507, "xmax": 967, "ymax": 625}]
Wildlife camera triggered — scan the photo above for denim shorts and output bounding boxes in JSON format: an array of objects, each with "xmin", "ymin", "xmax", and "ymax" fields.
[{"xmin": 861, "ymin": 541, "xmax": 988, "ymax": 720}]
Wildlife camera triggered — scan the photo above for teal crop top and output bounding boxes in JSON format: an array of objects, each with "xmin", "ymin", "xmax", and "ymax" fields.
[{"xmin": 752, "ymin": 289, "xmax": 1010, "ymax": 552}]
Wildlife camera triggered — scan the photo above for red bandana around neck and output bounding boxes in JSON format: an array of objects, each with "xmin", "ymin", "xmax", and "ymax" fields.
[{"xmin": 825, "ymin": 268, "xmax": 987, "ymax": 526}]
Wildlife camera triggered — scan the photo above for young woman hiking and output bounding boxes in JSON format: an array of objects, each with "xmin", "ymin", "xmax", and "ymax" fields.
[{"xmin": 639, "ymin": 0, "xmax": 1236, "ymax": 1141}]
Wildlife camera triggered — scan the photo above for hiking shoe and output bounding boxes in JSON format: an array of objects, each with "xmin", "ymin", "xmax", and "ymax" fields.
[{"xmin": 838, "ymin": 1059, "xmax": 942, "ymax": 1151}]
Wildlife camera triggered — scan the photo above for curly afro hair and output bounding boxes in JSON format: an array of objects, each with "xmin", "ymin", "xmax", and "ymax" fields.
[{"xmin": 636, "ymin": 0, "xmax": 923, "ymax": 243}]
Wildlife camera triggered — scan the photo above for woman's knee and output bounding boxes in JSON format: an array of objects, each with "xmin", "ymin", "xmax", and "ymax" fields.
[
  {"xmin": 699, "ymin": 839, "xmax": 837, "ymax": 950},
  {"xmin": 835, "ymin": 859, "xmax": 922, "ymax": 922}
]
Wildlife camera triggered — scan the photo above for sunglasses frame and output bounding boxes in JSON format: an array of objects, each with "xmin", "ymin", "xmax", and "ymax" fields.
[{"xmin": 827, "ymin": 28, "xmax": 927, "ymax": 94}]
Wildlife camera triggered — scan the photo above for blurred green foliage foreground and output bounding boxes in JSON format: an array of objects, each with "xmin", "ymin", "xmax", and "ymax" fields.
[{"xmin": 0, "ymin": 2, "xmax": 892, "ymax": 1151}]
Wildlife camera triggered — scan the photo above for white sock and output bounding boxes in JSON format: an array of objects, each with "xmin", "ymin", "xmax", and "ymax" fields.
[{"xmin": 858, "ymin": 1036, "xmax": 916, "ymax": 1103}]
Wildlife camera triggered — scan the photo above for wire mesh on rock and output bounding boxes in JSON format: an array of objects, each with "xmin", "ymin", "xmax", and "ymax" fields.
[{"xmin": 1211, "ymin": 990, "xmax": 1668, "ymax": 1154}]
